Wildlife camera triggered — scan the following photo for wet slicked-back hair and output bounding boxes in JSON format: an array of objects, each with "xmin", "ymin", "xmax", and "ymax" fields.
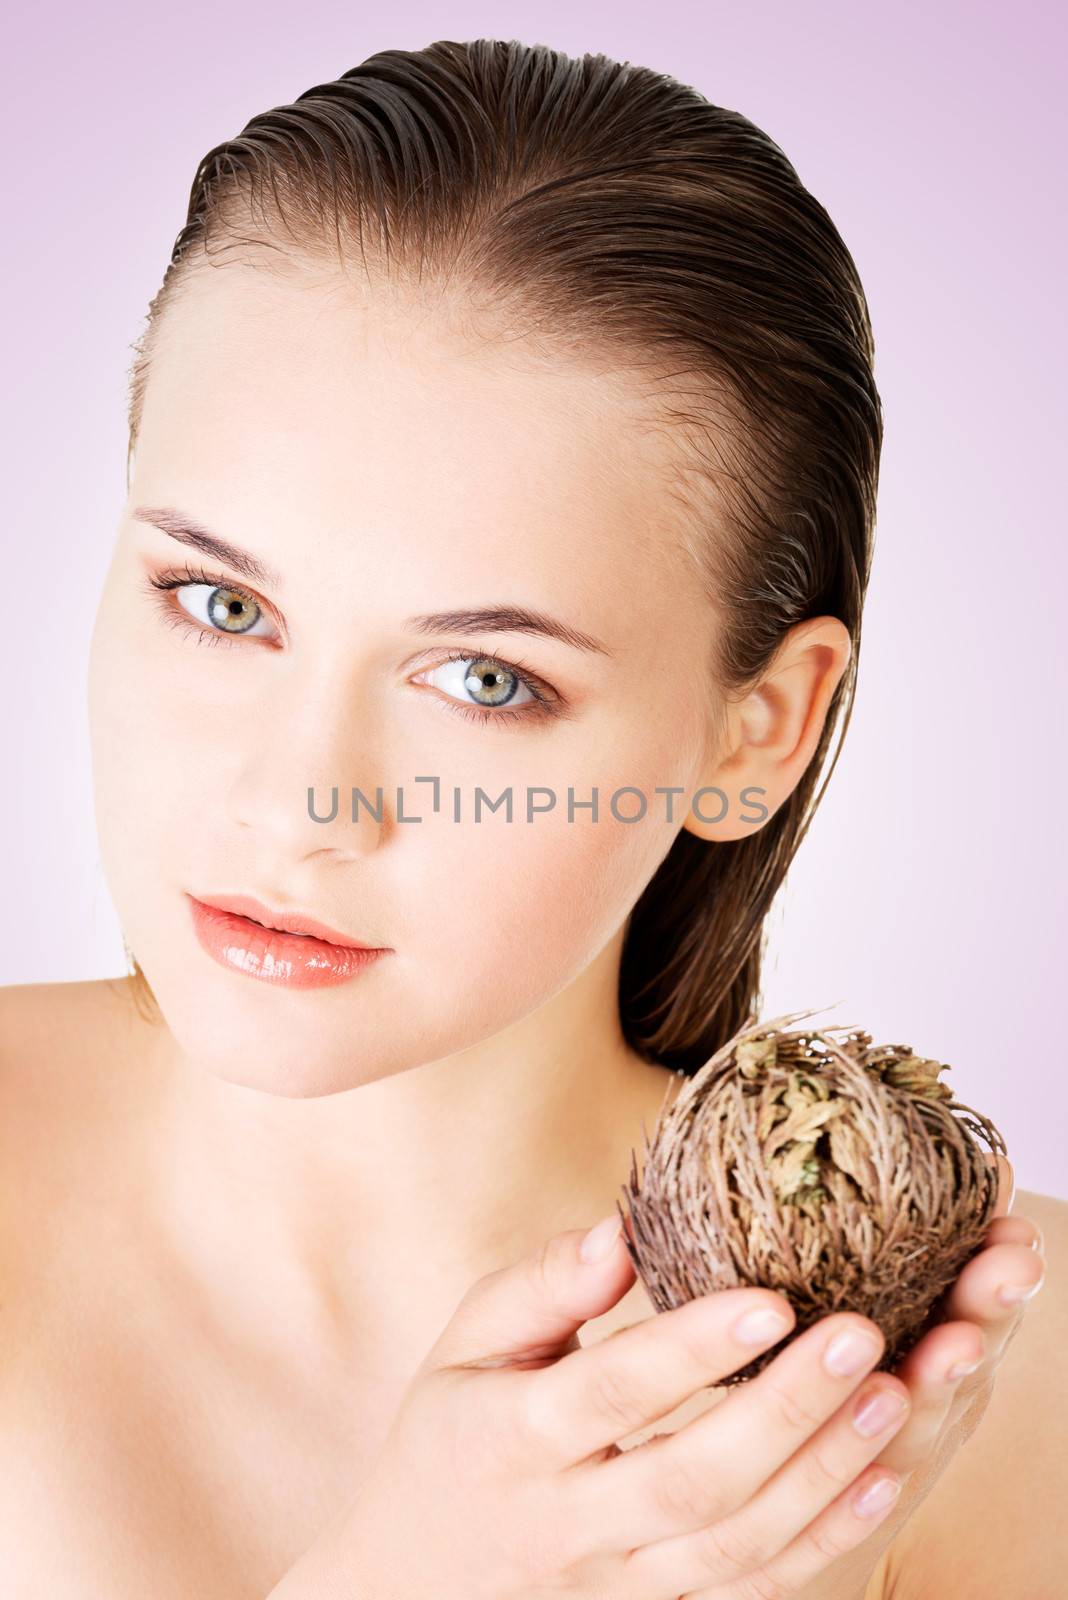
[{"xmin": 123, "ymin": 37, "xmax": 881, "ymax": 1073}]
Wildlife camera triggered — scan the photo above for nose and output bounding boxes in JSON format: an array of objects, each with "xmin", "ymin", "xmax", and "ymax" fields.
[{"xmin": 224, "ymin": 671, "xmax": 388, "ymax": 862}]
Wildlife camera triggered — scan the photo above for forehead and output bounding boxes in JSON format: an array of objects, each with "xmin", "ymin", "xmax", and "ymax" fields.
[{"xmin": 133, "ymin": 263, "xmax": 708, "ymax": 621}]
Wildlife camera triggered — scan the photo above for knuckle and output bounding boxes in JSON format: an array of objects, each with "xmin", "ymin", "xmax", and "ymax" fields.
[
  {"xmin": 760, "ymin": 1374, "xmax": 824, "ymax": 1434},
  {"xmin": 804, "ymin": 1514, "xmax": 853, "ymax": 1564},
  {"xmin": 696, "ymin": 1515, "xmax": 762, "ymax": 1581},
  {"xmin": 730, "ymin": 1560, "xmax": 788, "ymax": 1600},
  {"xmin": 587, "ymin": 1359, "xmax": 647, "ymax": 1435},
  {"xmin": 798, "ymin": 1440, "xmax": 852, "ymax": 1496},
  {"xmin": 654, "ymin": 1455, "xmax": 715, "ymax": 1526},
  {"xmin": 674, "ymin": 1313, "xmax": 722, "ymax": 1372},
  {"xmin": 516, "ymin": 1375, "xmax": 566, "ymax": 1459}
]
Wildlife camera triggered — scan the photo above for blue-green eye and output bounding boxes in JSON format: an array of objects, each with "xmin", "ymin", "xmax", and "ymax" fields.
[
  {"xmin": 145, "ymin": 565, "xmax": 565, "ymax": 727},
  {"xmin": 146, "ymin": 563, "xmax": 278, "ymax": 643},
  {"xmin": 413, "ymin": 648, "xmax": 562, "ymax": 727},
  {"xmin": 424, "ymin": 654, "xmax": 537, "ymax": 711},
  {"xmin": 173, "ymin": 580, "xmax": 274, "ymax": 637}
]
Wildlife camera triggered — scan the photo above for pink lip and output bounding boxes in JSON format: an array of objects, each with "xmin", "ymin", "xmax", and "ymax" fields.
[
  {"xmin": 192, "ymin": 892, "xmax": 378, "ymax": 948},
  {"xmin": 186, "ymin": 893, "xmax": 389, "ymax": 990}
]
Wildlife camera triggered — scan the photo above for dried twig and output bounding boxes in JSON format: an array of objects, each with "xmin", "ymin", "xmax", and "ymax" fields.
[{"xmin": 618, "ymin": 1008, "xmax": 1007, "ymax": 1383}]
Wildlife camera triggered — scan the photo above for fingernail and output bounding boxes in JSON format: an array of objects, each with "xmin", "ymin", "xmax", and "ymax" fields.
[
  {"xmin": 853, "ymin": 1388, "xmax": 909, "ymax": 1438},
  {"xmin": 854, "ymin": 1475, "xmax": 902, "ymax": 1518},
  {"xmin": 579, "ymin": 1214, "xmax": 623, "ymax": 1263},
  {"xmin": 823, "ymin": 1329, "xmax": 882, "ymax": 1376},
  {"xmin": 997, "ymin": 1272, "xmax": 1045, "ymax": 1306},
  {"xmin": 850, "ymin": 1388, "xmax": 908, "ymax": 1440},
  {"xmin": 946, "ymin": 1358, "xmax": 982, "ymax": 1381},
  {"xmin": 733, "ymin": 1306, "xmax": 794, "ymax": 1346}
]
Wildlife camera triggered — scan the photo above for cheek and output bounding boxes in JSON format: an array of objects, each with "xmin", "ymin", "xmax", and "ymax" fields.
[
  {"xmin": 397, "ymin": 708, "xmax": 702, "ymax": 1033},
  {"xmin": 405, "ymin": 784, "xmax": 677, "ymax": 1031},
  {"xmin": 87, "ymin": 588, "xmax": 200, "ymax": 924},
  {"xmin": 84, "ymin": 570, "xmax": 705, "ymax": 1092}
]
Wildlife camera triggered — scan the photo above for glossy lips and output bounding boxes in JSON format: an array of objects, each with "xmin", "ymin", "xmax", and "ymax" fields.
[{"xmin": 187, "ymin": 894, "xmax": 388, "ymax": 989}]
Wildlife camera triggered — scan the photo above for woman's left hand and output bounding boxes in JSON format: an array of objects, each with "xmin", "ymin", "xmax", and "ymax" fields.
[
  {"xmin": 781, "ymin": 1153, "xmax": 1046, "ymax": 1600},
  {"xmin": 873, "ymin": 1155, "xmax": 1043, "ymax": 1463}
]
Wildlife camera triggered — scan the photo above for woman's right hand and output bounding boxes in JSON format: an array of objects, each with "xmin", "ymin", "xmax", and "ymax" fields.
[{"xmin": 265, "ymin": 1215, "xmax": 910, "ymax": 1599}]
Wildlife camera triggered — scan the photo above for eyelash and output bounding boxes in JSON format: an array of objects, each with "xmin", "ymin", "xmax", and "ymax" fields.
[{"xmin": 142, "ymin": 563, "xmax": 562, "ymax": 728}]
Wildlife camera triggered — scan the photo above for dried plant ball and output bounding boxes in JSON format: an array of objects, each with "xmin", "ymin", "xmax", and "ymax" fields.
[{"xmin": 619, "ymin": 1008, "xmax": 1008, "ymax": 1385}]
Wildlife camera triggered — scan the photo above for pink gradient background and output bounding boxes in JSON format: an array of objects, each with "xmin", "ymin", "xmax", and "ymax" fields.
[{"xmin": 3, "ymin": 3, "xmax": 1064, "ymax": 1198}]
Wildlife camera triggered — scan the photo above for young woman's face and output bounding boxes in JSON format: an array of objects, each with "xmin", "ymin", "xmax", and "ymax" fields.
[{"xmin": 88, "ymin": 262, "xmax": 722, "ymax": 1094}]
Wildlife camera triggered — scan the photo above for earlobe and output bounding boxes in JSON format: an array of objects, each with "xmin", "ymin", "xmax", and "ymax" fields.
[
  {"xmin": 680, "ymin": 699, "xmax": 778, "ymax": 844},
  {"xmin": 681, "ymin": 617, "xmax": 852, "ymax": 845}
]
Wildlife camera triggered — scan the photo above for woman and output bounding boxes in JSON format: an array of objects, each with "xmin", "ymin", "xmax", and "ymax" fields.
[{"xmin": 0, "ymin": 37, "xmax": 1059, "ymax": 1600}]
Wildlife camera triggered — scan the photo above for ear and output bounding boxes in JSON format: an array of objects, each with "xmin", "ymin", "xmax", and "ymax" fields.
[{"xmin": 682, "ymin": 617, "xmax": 853, "ymax": 843}]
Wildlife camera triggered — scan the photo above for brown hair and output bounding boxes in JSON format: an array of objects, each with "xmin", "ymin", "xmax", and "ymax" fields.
[{"xmin": 121, "ymin": 38, "xmax": 881, "ymax": 1072}]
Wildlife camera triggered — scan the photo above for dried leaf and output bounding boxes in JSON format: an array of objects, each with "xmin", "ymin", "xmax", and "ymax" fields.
[{"xmin": 619, "ymin": 1009, "xmax": 1007, "ymax": 1387}]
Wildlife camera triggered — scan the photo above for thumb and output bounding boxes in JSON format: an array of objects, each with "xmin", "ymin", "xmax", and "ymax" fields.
[{"xmin": 421, "ymin": 1210, "xmax": 636, "ymax": 1375}]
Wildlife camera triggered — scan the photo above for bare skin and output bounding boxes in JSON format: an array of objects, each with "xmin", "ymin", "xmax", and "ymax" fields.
[
  {"xmin": 1, "ymin": 263, "xmax": 1059, "ymax": 1597},
  {"xmin": 0, "ymin": 977, "xmax": 1056, "ymax": 1600},
  {"xmin": 0, "ymin": 976, "xmax": 687, "ymax": 1597}
]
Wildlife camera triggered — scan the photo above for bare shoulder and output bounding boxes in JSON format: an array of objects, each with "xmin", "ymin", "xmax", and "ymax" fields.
[
  {"xmin": 0, "ymin": 977, "xmax": 148, "ymax": 1258},
  {"xmin": 0, "ymin": 974, "xmax": 136, "ymax": 1127},
  {"xmin": 885, "ymin": 1186, "xmax": 1068, "ymax": 1598},
  {"xmin": 0, "ymin": 975, "xmax": 137, "ymax": 1059}
]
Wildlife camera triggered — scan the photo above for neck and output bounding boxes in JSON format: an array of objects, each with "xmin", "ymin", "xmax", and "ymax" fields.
[{"xmin": 124, "ymin": 937, "xmax": 682, "ymax": 1373}]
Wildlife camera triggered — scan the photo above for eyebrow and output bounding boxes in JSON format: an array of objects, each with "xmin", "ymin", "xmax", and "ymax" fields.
[
  {"xmin": 404, "ymin": 606, "xmax": 612, "ymax": 656},
  {"xmin": 133, "ymin": 506, "xmax": 282, "ymax": 589},
  {"xmin": 132, "ymin": 505, "xmax": 614, "ymax": 657}
]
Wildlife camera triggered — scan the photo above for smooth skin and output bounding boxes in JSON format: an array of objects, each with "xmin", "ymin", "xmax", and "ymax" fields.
[
  {"xmin": 3, "ymin": 255, "xmax": 1054, "ymax": 1597},
  {"xmin": 265, "ymin": 1154, "xmax": 1047, "ymax": 1600}
]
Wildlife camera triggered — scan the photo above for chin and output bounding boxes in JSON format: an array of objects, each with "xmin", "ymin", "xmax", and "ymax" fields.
[
  {"xmin": 135, "ymin": 955, "xmax": 406, "ymax": 1097},
  {"xmin": 199, "ymin": 1052, "xmax": 389, "ymax": 1099},
  {"xmin": 173, "ymin": 1008, "xmax": 404, "ymax": 1097}
]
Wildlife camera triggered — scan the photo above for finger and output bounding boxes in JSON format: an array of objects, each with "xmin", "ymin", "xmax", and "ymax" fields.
[
  {"xmin": 685, "ymin": 1464, "xmax": 911, "ymax": 1599},
  {"xmin": 424, "ymin": 1218, "xmax": 636, "ymax": 1376},
  {"xmin": 920, "ymin": 1211, "xmax": 1041, "ymax": 1333},
  {"xmin": 871, "ymin": 1218, "xmax": 1045, "ymax": 1474},
  {"xmin": 936, "ymin": 1239, "xmax": 1045, "ymax": 1333},
  {"xmin": 565, "ymin": 1310, "xmax": 892, "ymax": 1554},
  {"xmin": 865, "ymin": 1317, "xmax": 985, "ymax": 1474},
  {"xmin": 983, "ymin": 1213, "xmax": 1043, "ymax": 1253},
  {"xmin": 603, "ymin": 1366, "xmax": 910, "ymax": 1594},
  {"xmin": 518, "ymin": 1287, "xmax": 797, "ymax": 1466}
]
